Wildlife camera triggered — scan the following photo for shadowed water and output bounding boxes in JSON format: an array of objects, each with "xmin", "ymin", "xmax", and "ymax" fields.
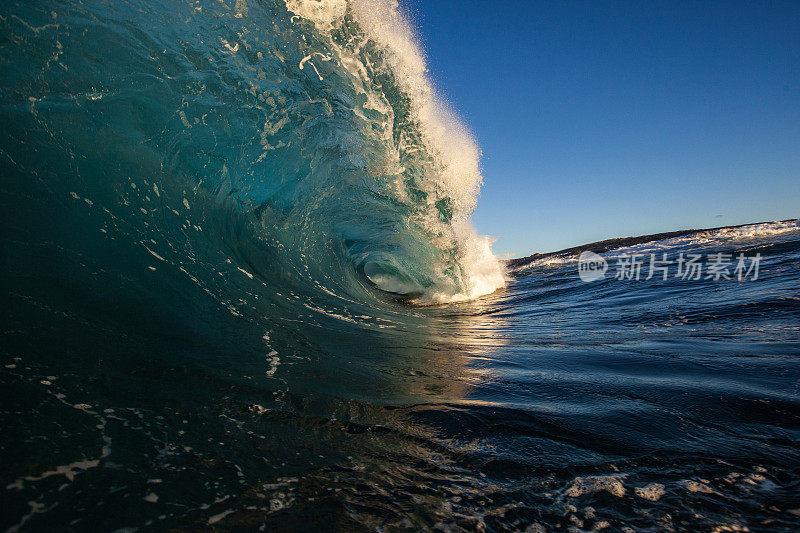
[
  {"xmin": 3, "ymin": 222, "xmax": 799, "ymax": 531},
  {"xmin": 1, "ymin": 0, "xmax": 799, "ymax": 531}
]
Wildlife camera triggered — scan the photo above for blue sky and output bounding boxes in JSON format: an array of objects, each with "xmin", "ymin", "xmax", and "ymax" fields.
[{"xmin": 403, "ymin": 0, "xmax": 800, "ymax": 257}]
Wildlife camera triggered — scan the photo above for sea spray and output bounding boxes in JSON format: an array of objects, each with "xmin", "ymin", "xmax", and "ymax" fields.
[{"xmin": 283, "ymin": 0, "xmax": 506, "ymax": 302}]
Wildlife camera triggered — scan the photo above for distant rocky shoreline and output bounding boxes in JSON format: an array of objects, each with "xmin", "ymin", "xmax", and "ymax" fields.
[{"xmin": 506, "ymin": 218, "xmax": 798, "ymax": 270}]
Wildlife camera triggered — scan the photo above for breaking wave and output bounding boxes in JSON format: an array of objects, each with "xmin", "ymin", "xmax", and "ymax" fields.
[{"xmin": 0, "ymin": 0, "xmax": 504, "ymax": 308}]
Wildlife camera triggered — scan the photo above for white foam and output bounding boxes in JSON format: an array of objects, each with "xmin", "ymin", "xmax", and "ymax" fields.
[
  {"xmin": 613, "ymin": 220, "xmax": 800, "ymax": 256},
  {"xmin": 426, "ymin": 223, "xmax": 508, "ymax": 303},
  {"xmin": 565, "ymin": 475, "xmax": 627, "ymax": 498},
  {"xmin": 634, "ymin": 483, "xmax": 666, "ymax": 502},
  {"xmin": 284, "ymin": 0, "xmax": 506, "ymax": 303}
]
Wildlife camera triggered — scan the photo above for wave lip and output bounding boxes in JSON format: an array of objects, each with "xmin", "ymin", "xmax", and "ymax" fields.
[{"xmin": 283, "ymin": 0, "xmax": 506, "ymax": 303}]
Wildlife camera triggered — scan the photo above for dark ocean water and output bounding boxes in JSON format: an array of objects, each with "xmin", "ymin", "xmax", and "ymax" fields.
[
  {"xmin": 3, "ymin": 219, "xmax": 800, "ymax": 531},
  {"xmin": 2, "ymin": 1, "xmax": 800, "ymax": 531}
]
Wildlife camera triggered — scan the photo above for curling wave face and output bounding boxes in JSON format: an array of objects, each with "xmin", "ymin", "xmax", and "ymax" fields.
[{"xmin": 0, "ymin": 0, "xmax": 504, "ymax": 310}]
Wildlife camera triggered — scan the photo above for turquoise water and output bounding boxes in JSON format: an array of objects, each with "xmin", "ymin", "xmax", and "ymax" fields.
[{"xmin": 2, "ymin": 1, "xmax": 799, "ymax": 531}]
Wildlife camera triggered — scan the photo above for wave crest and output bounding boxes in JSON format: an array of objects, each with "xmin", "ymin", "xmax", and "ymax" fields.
[
  {"xmin": 0, "ymin": 0, "xmax": 505, "ymax": 306},
  {"xmin": 282, "ymin": 0, "xmax": 505, "ymax": 302}
]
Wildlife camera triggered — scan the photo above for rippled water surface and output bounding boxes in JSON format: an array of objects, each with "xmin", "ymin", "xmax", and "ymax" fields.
[
  {"xmin": 3, "ymin": 224, "xmax": 799, "ymax": 531},
  {"xmin": 1, "ymin": 0, "xmax": 799, "ymax": 531}
]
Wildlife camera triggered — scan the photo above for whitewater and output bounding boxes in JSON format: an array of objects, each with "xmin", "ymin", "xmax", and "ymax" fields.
[{"xmin": 1, "ymin": 1, "xmax": 799, "ymax": 531}]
